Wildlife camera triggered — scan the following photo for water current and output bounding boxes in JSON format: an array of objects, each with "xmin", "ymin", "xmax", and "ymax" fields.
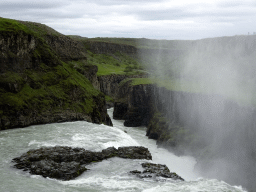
[{"xmin": 0, "ymin": 108, "xmax": 247, "ymax": 192}]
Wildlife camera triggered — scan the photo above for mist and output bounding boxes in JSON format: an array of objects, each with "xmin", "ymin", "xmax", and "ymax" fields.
[{"xmin": 142, "ymin": 35, "xmax": 256, "ymax": 191}]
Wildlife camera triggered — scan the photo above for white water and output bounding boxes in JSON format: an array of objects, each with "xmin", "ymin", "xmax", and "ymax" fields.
[{"xmin": 0, "ymin": 108, "xmax": 247, "ymax": 192}]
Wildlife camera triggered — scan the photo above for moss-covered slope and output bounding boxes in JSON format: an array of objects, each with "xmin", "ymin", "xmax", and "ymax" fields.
[{"xmin": 0, "ymin": 18, "xmax": 112, "ymax": 130}]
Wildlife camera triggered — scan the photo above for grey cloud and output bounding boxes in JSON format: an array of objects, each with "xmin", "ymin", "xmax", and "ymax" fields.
[
  {"xmin": 1, "ymin": 0, "xmax": 256, "ymax": 40},
  {"xmin": 0, "ymin": 0, "xmax": 68, "ymax": 10},
  {"xmin": 30, "ymin": 11, "xmax": 83, "ymax": 19},
  {"xmin": 217, "ymin": 1, "xmax": 256, "ymax": 8},
  {"xmin": 0, "ymin": 0, "xmax": 84, "ymax": 21},
  {"xmin": 134, "ymin": 9, "xmax": 195, "ymax": 21},
  {"xmin": 84, "ymin": 0, "xmax": 165, "ymax": 5},
  {"xmin": 130, "ymin": 5, "xmax": 256, "ymax": 23}
]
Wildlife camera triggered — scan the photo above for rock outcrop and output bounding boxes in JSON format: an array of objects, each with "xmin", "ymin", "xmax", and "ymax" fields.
[
  {"xmin": 124, "ymin": 84, "xmax": 153, "ymax": 127},
  {"xmin": 130, "ymin": 162, "xmax": 184, "ymax": 181},
  {"xmin": 0, "ymin": 22, "xmax": 86, "ymax": 74},
  {"xmin": 96, "ymin": 74, "xmax": 146, "ymax": 99},
  {"xmin": 113, "ymin": 81, "xmax": 153, "ymax": 127},
  {"xmin": 12, "ymin": 146, "xmax": 152, "ymax": 180}
]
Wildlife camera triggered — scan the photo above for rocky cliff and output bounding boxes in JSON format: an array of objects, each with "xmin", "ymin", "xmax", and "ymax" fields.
[
  {"xmin": 113, "ymin": 80, "xmax": 153, "ymax": 126},
  {"xmin": 113, "ymin": 81, "xmax": 256, "ymax": 191},
  {"xmin": 0, "ymin": 21, "xmax": 87, "ymax": 73},
  {"xmin": 96, "ymin": 74, "xmax": 147, "ymax": 99},
  {"xmin": 86, "ymin": 41, "xmax": 137, "ymax": 55},
  {"xmin": 151, "ymin": 87, "xmax": 256, "ymax": 191},
  {"xmin": 0, "ymin": 18, "xmax": 112, "ymax": 130}
]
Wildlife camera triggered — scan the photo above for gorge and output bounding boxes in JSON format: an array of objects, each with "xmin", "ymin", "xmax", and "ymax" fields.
[{"xmin": 1, "ymin": 17, "xmax": 256, "ymax": 191}]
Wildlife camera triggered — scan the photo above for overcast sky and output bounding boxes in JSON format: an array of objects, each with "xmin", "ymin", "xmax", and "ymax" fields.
[{"xmin": 1, "ymin": 0, "xmax": 256, "ymax": 40}]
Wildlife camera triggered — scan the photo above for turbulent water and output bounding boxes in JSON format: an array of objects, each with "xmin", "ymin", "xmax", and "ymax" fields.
[{"xmin": 0, "ymin": 108, "xmax": 247, "ymax": 192}]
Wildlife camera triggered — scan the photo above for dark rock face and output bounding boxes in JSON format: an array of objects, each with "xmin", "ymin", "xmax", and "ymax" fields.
[
  {"xmin": 91, "ymin": 94, "xmax": 113, "ymax": 126},
  {"xmin": 12, "ymin": 146, "xmax": 152, "ymax": 180},
  {"xmin": 124, "ymin": 106, "xmax": 151, "ymax": 127},
  {"xmin": 0, "ymin": 31, "xmax": 85, "ymax": 74},
  {"xmin": 113, "ymin": 102, "xmax": 128, "ymax": 120},
  {"xmin": 0, "ymin": 91, "xmax": 112, "ymax": 130},
  {"xmin": 97, "ymin": 75, "xmax": 129, "ymax": 98},
  {"xmin": 96, "ymin": 74, "xmax": 147, "ymax": 99},
  {"xmin": 114, "ymin": 82, "xmax": 153, "ymax": 127},
  {"xmin": 95, "ymin": 74, "xmax": 148, "ymax": 111},
  {"xmin": 130, "ymin": 162, "xmax": 184, "ymax": 181},
  {"xmin": 44, "ymin": 34, "xmax": 86, "ymax": 62},
  {"xmin": 0, "ymin": 31, "xmax": 38, "ymax": 73},
  {"xmin": 114, "ymin": 82, "xmax": 256, "ymax": 191}
]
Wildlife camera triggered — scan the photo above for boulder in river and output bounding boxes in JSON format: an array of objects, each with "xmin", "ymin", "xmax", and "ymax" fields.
[
  {"xmin": 130, "ymin": 162, "xmax": 184, "ymax": 181},
  {"xmin": 12, "ymin": 146, "xmax": 152, "ymax": 180}
]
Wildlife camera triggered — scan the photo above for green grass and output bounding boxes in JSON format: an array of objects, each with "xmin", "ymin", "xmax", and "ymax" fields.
[
  {"xmin": 71, "ymin": 36, "xmax": 190, "ymax": 77},
  {"xmin": 0, "ymin": 72, "xmax": 24, "ymax": 84},
  {"xmin": 105, "ymin": 95, "xmax": 114, "ymax": 102},
  {"xmin": 0, "ymin": 17, "xmax": 62, "ymax": 38},
  {"xmin": 21, "ymin": 21, "xmax": 62, "ymax": 36},
  {"xmin": 154, "ymin": 78, "xmax": 256, "ymax": 106},
  {"xmin": 119, "ymin": 78, "xmax": 152, "ymax": 87},
  {"xmin": 0, "ymin": 18, "xmax": 31, "ymax": 33},
  {"xmin": 119, "ymin": 77, "xmax": 256, "ymax": 106},
  {"xmin": 86, "ymin": 51, "xmax": 144, "ymax": 76},
  {"xmin": 0, "ymin": 60, "xmax": 102, "ymax": 117},
  {"xmin": 120, "ymin": 78, "xmax": 183, "ymax": 90}
]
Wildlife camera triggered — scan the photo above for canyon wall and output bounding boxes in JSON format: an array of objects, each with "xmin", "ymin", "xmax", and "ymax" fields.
[
  {"xmin": 0, "ymin": 18, "xmax": 112, "ymax": 130},
  {"xmin": 113, "ymin": 81, "xmax": 256, "ymax": 191}
]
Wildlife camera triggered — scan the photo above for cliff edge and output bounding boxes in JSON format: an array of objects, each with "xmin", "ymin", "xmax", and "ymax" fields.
[{"xmin": 0, "ymin": 18, "xmax": 112, "ymax": 130}]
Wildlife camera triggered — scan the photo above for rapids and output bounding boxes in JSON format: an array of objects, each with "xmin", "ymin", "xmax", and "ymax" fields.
[{"xmin": 0, "ymin": 108, "xmax": 247, "ymax": 192}]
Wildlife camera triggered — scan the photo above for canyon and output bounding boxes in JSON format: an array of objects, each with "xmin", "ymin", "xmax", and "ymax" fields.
[{"xmin": 1, "ymin": 17, "xmax": 256, "ymax": 191}]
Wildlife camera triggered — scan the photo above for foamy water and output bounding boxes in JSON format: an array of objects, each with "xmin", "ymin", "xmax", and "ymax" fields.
[{"xmin": 0, "ymin": 108, "xmax": 247, "ymax": 192}]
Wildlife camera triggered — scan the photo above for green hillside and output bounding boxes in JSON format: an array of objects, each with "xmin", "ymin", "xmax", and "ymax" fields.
[{"xmin": 0, "ymin": 18, "xmax": 111, "ymax": 129}]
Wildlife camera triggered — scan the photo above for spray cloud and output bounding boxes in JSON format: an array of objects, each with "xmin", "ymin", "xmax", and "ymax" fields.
[{"xmin": 143, "ymin": 35, "xmax": 256, "ymax": 191}]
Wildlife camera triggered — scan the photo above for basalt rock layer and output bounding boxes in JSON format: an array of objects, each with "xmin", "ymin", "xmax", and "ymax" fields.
[{"xmin": 113, "ymin": 81, "xmax": 153, "ymax": 127}]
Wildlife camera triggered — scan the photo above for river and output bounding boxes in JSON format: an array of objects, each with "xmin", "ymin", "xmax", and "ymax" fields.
[{"xmin": 0, "ymin": 108, "xmax": 247, "ymax": 192}]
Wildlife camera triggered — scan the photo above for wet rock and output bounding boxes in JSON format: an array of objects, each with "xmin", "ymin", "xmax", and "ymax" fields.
[
  {"xmin": 113, "ymin": 102, "xmax": 128, "ymax": 120},
  {"xmin": 118, "ymin": 146, "xmax": 152, "ymax": 160},
  {"xmin": 101, "ymin": 146, "xmax": 118, "ymax": 158},
  {"xmin": 130, "ymin": 162, "xmax": 184, "ymax": 181},
  {"xmin": 12, "ymin": 145, "xmax": 152, "ymax": 180}
]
